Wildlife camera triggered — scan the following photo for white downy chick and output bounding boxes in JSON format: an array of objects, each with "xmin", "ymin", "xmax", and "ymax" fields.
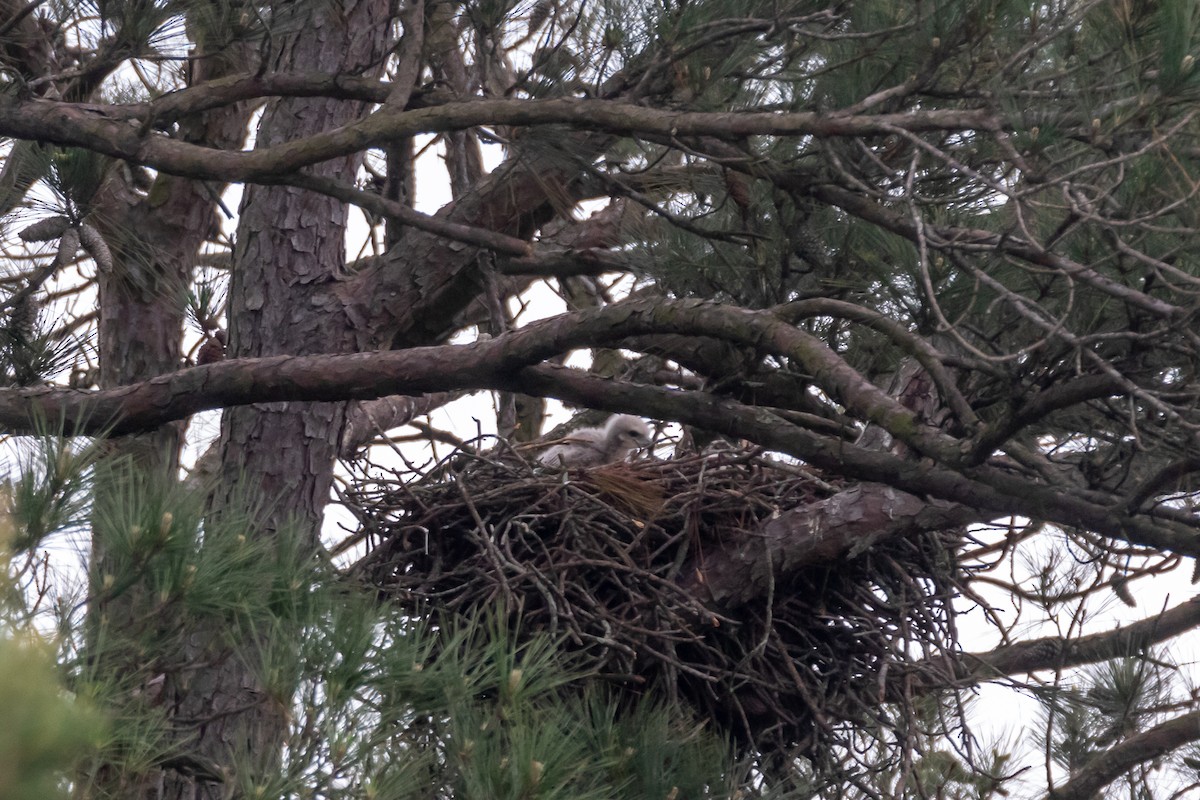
[{"xmin": 538, "ymin": 414, "xmax": 652, "ymax": 468}]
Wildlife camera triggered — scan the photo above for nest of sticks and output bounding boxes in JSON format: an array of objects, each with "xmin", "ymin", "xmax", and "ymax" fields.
[{"xmin": 343, "ymin": 442, "xmax": 966, "ymax": 763}]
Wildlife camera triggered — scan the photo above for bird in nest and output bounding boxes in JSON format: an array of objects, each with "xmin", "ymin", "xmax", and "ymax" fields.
[{"xmin": 538, "ymin": 415, "xmax": 652, "ymax": 468}]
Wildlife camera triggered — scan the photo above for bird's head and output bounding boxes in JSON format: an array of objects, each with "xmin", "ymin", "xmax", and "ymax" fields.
[{"xmin": 604, "ymin": 415, "xmax": 652, "ymax": 455}]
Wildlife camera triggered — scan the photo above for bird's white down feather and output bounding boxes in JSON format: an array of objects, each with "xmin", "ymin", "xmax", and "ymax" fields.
[{"xmin": 538, "ymin": 415, "xmax": 652, "ymax": 468}]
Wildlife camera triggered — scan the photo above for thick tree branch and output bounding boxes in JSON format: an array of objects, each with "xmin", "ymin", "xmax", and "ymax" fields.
[
  {"xmin": 780, "ymin": 297, "xmax": 980, "ymax": 431},
  {"xmin": 0, "ymin": 94, "xmax": 1002, "ymax": 184},
  {"xmin": 966, "ymin": 374, "xmax": 1125, "ymax": 463},
  {"xmin": 58, "ymin": 298, "xmax": 966, "ymax": 461},
  {"xmin": 0, "ymin": 298, "xmax": 936, "ymax": 441},
  {"xmin": 1046, "ymin": 710, "xmax": 1200, "ymax": 800},
  {"xmin": 355, "ymin": 130, "xmax": 614, "ymax": 347},
  {"xmin": 682, "ymin": 484, "xmax": 984, "ymax": 605},
  {"xmin": 957, "ymin": 595, "xmax": 1200, "ymax": 679},
  {"xmin": 3, "ymin": 345, "xmax": 1194, "ymax": 565}
]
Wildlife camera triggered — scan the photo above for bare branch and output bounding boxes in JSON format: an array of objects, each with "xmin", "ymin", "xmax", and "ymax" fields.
[
  {"xmin": 290, "ymin": 172, "xmax": 532, "ymax": 256},
  {"xmin": 339, "ymin": 392, "xmax": 460, "ymax": 457}
]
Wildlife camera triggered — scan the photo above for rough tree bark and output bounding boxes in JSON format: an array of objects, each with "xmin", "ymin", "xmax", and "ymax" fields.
[
  {"xmin": 216, "ymin": 1, "xmax": 391, "ymax": 532},
  {"xmin": 149, "ymin": 3, "xmax": 394, "ymax": 797},
  {"xmin": 87, "ymin": 8, "xmax": 257, "ymax": 798}
]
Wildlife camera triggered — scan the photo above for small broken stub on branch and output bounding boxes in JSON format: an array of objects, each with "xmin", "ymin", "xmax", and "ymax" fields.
[{"xmin": 343, "ymin": 442, "xmax": 967, "ymax": 763}]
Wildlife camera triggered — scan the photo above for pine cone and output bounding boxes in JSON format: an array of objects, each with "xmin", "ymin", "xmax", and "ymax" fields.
[
  {"xmin": 196, "ymin": 330, "xmax": 227, "ymax": 365},
  {"xmin": 1024, "ymin": 638, "xmax": 1063, "ymax": 666},
  {"xmin": 52, "ymin": 227, "xmax": 81, "ymax": 270},
  {"xmin": 725, "ymin": 171, "xmax": 752, "ymax": 211},
  {"xmin": 18, "ymin": 216, "xmax": 69, "ymax": 242},
  {"xmin": 528, "ymin": 0, "xmax": 554, "ymax": 34},
  {"xmin": 6, "ymin": 292, "xmax": 38, "ymax": 344},
  {"xmin": 1111, "ymin": 576, "xmax": 1137, "ymax": 607},
  {"xmin": 78, "ymin": 223, "xmax": 113, "ymax": 273}
]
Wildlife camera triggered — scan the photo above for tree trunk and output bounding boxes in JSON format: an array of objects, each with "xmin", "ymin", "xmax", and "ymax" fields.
[
  {"xmin": 88, "ymin": 12, "xmax": 256, "ymax": 797},
  {"xmin": 217, "ymin": 0, "xmax": 391, "ymax": 536},
  {"xmin": 152, "ymin": 3, "xmax": 392, "ymax": 797}
]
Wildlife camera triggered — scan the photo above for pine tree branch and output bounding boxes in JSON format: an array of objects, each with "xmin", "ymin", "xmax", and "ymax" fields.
[
  {"xmin": 803, "ymin": 182, "xmax": 1183, "ymax": 319},
  {"xmin": 678, "ymin": 483, "xmax": 984, "ymax": 605},
  {"xmin": 1045, "ymin": 710, "xmax": 1200, "ymax": 800},
  {"xmin": 1, "ymin": 348, "xmax": 1194, "ymax": 565},
  {"xmin": 0, "ymin": 0, "xmax": 44, "ymax": 39},
  {"xmin": 954, "ymin": 596, "xmax": 1200, "ymax": 680},
  {"xmin": 10, "ymin": 298, "xmax": 958, "ymax": 461},
  {"xmin": 289, "ymin": 172, "xmax": 531, "ymax": 255},
  {"xmin": 0, "ymin": 94, "xmax": 1005, "ymax": 184}
]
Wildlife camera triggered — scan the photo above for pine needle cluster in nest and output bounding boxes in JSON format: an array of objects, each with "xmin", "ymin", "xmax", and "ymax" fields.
[{"xmin": 343, "ymin": 445, "xmax": 965, "ymax": 762}]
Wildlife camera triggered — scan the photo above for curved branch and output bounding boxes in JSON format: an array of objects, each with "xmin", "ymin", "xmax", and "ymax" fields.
[
  {"xmin": 0, "ymin": 299, "xmax": 1197, "ymax": 559},
  {"xmin": 967, "ymin": 374, "xmax": 1124, "ymax": 462},
  {"xmin": 1045, "ymin": 710, "xmax": 1200, "ymax": 800},
  {"xmin": 1124, "ymin": 457, "xmax": 1200, "ymax": 513},
  {"xmin": 0, "ymin": 94, "xmax": 1000, "ymax": 184},
  {"xmin": 959, "ymin": 595, "xmax": 1200, "ymax": 679},
  {"xmin": 1, "ymin": 297, "xmax": 947, "ymax": 455},
  {"xmin": 779, "ymin": 297, "xmax": 980, "ymax": 431},
  {"xmin": 682, "ymin": 484, "xmax": 984, "ymax": 605},
  {"xmin": 0, "ymin": 0, "xmax": 44, "ymax": 40}
]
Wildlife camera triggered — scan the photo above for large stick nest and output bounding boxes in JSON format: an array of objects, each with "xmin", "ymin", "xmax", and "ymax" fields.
[{"xmin": 343, "ymin": 443, "xmax": 966, "ymax": 763}]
